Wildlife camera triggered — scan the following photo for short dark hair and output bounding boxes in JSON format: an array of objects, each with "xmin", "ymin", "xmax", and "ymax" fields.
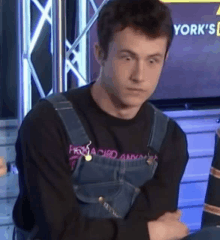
[{"xmin": 97, "ymin": 0, "xmax": 174, "ymax": 61}]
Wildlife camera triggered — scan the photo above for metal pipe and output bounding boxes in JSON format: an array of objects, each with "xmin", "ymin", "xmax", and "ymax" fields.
[
  {"xmin": 17, "ymin": 0, "xmax": 23, "ymax": 125},
  {"xmin": 66, "ymin": 0, "xmax": 109, "ymax": 58},
  {"xmin": 52, "ymin": 0, "xmax": 67, "ymax": 93},
  {"xmin": 18, "ymin": 0, "xmax": 31, "ymax": 126},
  {"xmin": 78, "ymin": 0, "xmax": 87, "ymax": 83}
]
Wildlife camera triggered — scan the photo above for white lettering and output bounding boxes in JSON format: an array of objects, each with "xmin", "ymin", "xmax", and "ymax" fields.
[
  {"xmin": 174, "ymin": 23, "xmax": 216, "ymax": 36},
  {"xmin": 209, "ymin": 23, "xmax": 216, "ymax": 35},
  {"xmin": 198, "ymin": 24, "xmax": 205, "ymax": 35},
  {"xmin": 174, "ymin": 24, "xmax": 181, "ymax": 35},
  {"xmin": 181, "ymin": 24, "xmax": 190, "ymax": 36},
  {"xmin": 190, "ymin": 24, "xmax": 197, "ymax": 35}
]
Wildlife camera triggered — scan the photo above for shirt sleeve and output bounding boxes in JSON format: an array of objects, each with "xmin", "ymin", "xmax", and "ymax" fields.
[
  {"xmin": 126, "ymin": 119, "xmax": 189, "ymax": 221},
  {"xmin": 16, "ymin": 100, "xmax": 150, "ymax": 240}
]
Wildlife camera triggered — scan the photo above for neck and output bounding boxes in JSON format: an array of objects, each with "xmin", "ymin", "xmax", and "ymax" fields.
[{"xmin": 90, "ymin": 80, "xmax": 141, "ymax": 120}]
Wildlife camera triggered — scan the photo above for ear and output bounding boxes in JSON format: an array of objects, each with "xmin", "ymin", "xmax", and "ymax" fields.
[{"xmin": 94, "ymin": 42, "xmax": 104, "ymax": 66}]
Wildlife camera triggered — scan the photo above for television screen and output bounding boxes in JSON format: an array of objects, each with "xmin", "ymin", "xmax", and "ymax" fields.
[
  {"xmin": 151, "ymin": 1, "xmax": 220, "ymax": 100},
  {"xmin": 89, "ymin": 0, "xmax": 220, "ymax": 110}
]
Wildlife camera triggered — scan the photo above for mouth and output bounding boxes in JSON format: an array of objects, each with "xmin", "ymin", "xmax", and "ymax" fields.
[
  {"xmin": 127, "ymin": 88, "xmax": 144, "ymax": 92},
  {"xmin": 126, "ymin": 88, "xmax": 144, "ymax": 97}
]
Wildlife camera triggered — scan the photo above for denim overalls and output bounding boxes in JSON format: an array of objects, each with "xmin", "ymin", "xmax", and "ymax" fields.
[{"xmin": 14, "ymin": 92, "xmax": 169, "ymax": 239}]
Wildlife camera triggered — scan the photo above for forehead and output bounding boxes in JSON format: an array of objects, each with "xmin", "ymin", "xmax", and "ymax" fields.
[{"xmin": 109, "ymin": 27, "xmax": 168, "ymax": 56}]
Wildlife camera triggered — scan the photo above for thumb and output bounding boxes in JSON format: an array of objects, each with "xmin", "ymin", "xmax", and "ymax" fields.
[{"xmin": 175, "ymin": 210, "xmax": 182, "ymax": 219}]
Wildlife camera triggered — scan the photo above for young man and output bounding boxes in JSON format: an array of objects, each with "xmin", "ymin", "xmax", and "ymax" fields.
[
  {"xmin": 12, "ymin": 0, "xmax": 190, "ymax": 239},
  {"xmin": 201, "ymin": 128, "xmax": 220, "ymax": 228},
  {"xmin": 180, "ymin": 128, "xmax": 220, "ymax": 239}
]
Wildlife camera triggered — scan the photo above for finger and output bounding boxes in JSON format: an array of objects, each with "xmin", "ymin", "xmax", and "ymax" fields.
[
  {"xmin": 157, "ymin": 215, "xmax": 166, "ymax": 221},
  {"xmin": 157, "ymin": 210, "xmax": 182, "ymax": 222},
  {"xmin": 0, "ymin": 157, "xmax": 7, "ymax": 177},
  {"xmin": 173, "ymin": 210, "xmax": 181, "ymax": 217},
  {"xmin": 164, "ymin": 211, "xmax": 181, "ymax": 220},
  {"xmin": 176, "ymin": 209, "xmax": 182, "ymax": 216},
  {"xmin": 176, "ymin": 210, "xmax": 182, "ymax": 220},
  {"xmin": 169, "ymin": 210, "xmax": 181, "ymax": 218},
  {"xmin": 166, "ymin": 211, "xmax": 179, "ymax": 217},
  {"xmin": 157, "ymin": 212, "xmax": 176, "ymax": 221}
]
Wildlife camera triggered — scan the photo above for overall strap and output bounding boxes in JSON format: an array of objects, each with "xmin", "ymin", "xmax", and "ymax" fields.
[
  {"xmin": 45, "ymin": 93, "xmax": 90, "ymax": 146},
  {"xmin": 147, "ymin": 102, "xmax": 169, "ymax": 154}
]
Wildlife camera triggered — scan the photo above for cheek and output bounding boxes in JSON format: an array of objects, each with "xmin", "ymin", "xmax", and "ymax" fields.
[
  {"xmin": 145, "ymin": 67, "xmax": 162, "ymax": 89},
  {"xmin": 112, "ymin": 62, "xmax": 129, "ymax": 80},
  {"xmin": 103, "ymin": 62, "xmax": 114, "ymax": 79},
  {"xmin": 151, "ymin": 65, "xmax": 163, "ymax": 80}
]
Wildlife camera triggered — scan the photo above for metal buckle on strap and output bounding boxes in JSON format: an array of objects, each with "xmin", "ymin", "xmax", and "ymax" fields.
[{"xmin": 98, "ymin": 196, "xmax": 122, "ymax": 218}]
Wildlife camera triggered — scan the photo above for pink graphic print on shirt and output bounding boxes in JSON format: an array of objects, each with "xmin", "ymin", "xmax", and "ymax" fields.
[{"xmin": 68, "ymin": 143, "xmax": 157, "ymax": 170}]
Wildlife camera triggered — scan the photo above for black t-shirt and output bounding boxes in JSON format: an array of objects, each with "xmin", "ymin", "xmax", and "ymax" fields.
[{"xmin": 13, "ymin": 82, "xmax": 189, "ymax": 240}]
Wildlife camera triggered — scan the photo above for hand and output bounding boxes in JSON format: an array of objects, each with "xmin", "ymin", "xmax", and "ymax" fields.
[
  {"xmin": 0, "ymin": 157, "xmax": 7, "ymax": 177},
  {"xmin": 157, "ymin": 210, "xmax": 182, "ymax": 221},
  {"xmin": 147, "ymin": 218, "xmax": 189, "ymax": 240}
]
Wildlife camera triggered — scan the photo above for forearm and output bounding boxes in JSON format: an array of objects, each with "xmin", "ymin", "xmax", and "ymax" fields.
[{"xmin": 126, "ymin": 122, "xmax": 189, "ymax": 222}]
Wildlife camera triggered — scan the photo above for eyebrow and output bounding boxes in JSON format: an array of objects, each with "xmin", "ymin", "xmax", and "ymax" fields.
[{"xmin": 118, "ymin": 49, "xmax": 164, "ymax": 58}]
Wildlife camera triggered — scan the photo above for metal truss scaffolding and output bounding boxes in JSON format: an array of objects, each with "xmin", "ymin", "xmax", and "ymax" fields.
[{"xmin": 17, "ymin": 0, "xmax": 109, "ymax": 125}]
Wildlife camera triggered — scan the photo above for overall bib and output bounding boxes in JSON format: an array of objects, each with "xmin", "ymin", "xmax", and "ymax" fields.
[{"xmin": 13, "ymin": 93, "xmax": 169, "ymax": 240}]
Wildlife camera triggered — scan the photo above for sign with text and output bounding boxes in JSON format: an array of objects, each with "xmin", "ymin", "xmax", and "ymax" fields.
[{"xmin": 151, "ymin": 2, "xmax": 220, "ymax": 100}]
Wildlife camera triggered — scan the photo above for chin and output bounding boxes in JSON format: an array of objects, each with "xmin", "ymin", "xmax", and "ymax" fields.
[{"xmin": 121, "ymin": 97, "xmax": 145, "ymax": 108}]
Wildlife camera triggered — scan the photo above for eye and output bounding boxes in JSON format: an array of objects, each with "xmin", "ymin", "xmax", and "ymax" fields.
[
  {"xmin": 122, "ymin": 56, "xmax": 132, "ymax": 61},
  {"xmin": 149, "ymin": 59, "xmax": 156, "ymax": 64}
]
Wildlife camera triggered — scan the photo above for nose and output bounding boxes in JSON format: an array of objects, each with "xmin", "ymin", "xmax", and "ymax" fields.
[{"xmin": 131, "ymin": 60, "xmax": 145, "ymax": 83}]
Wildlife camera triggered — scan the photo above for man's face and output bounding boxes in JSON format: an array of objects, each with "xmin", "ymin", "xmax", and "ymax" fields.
[{"xmin": 95, "ymin": 26, "xmax": 168, "ymax": 108}]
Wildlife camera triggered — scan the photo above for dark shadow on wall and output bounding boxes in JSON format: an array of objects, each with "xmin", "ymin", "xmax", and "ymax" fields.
[
  {"xmin": 1, "ymin": 0, "xmax": 17, "ymax": 119},
  {"xmin": 0, "ymin": 0, "xmax": 2, "ymax": 117}
]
